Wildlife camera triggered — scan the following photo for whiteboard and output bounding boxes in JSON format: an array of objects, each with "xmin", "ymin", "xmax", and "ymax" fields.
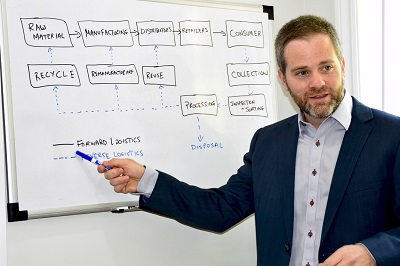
[{"xmin": 1, "ymin": 0, "xmax": 276, "ymax": 220}]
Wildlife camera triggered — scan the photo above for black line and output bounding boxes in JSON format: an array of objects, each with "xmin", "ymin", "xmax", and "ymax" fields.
[{"xmin": 53, "ymin": 143, "xmax": 74, "ymax": 146}]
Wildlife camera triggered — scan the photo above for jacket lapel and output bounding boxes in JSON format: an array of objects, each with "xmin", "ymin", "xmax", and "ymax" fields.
[
  {"xmin": 280, "ymin": 115, "xmax": 300, "ymax": 243},
  {"xmin": 321, "ymin": 98, "xmax": 373, "ymax": 242}
]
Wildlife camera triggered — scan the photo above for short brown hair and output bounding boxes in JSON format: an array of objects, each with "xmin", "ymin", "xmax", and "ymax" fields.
[{"xmin": 275, "ymin": 15, "xmax": 342, "ymax": 74}]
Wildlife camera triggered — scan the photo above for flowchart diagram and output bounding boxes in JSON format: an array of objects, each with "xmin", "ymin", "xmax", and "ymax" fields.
[
  {"xmin": 21, "ymin": 17, "xmax": 270, "ymax": 118},
  {"xmin": 13, "ymin": 14, "xmax": 275, "ymax": 166}
]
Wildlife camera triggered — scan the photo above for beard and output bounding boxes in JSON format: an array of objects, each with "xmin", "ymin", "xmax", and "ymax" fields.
[{"xmin": 286, "ymin": 77, "xmax": 345, "ymax": 119}]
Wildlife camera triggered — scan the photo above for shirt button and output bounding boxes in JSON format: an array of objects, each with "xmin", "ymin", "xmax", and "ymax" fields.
[
  {"xmin": 312, "ymin": 169, "xmax": 317, "ymax": 176},
  {"xmin": 308, "ymin": 230, "xmax": 313, "ymax": 238},
  {"xmin": 306, "ymin": 262, "xmax": 311, "ymax": 266},
  {"xmin": 315, "ymin": 140, "xmax": 320, "ymax": 147},
  {"xmin": 310, "ymin": 199, "xmax": 314, "ymax": 206}
]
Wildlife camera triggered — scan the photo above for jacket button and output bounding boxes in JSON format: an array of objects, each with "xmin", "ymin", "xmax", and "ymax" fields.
[{"xmin": 284, "ymin": 244, "xmax": 291, "ymax": 252}]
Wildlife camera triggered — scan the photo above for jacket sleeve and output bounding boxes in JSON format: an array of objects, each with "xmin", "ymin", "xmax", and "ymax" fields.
[
  {"xmin": 360, "ymin": 140, "xmax": 400, "ymax": 266},
  {"xmin": 139, "ymin": 129, "xmax": 262, "ymax": 233}
]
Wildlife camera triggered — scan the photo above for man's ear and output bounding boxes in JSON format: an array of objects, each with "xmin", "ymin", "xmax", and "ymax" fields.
[
  {"xmin": 341, "ymin": 57, "xmax": 346, "ymax": 75},
  {"xmin": 278, "ymin": 70, "xmax": 288, "ymax": 91}
]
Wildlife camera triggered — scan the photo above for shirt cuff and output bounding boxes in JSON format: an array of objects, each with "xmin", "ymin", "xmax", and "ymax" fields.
[{"xmin": 135, "ymin": 166, "xmax": 159, "ymax": 197}]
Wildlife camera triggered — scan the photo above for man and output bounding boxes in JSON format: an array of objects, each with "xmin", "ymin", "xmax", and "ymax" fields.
[{"xmin": 98, "ymin": 15, "xmax": 400, "ymax": 266}]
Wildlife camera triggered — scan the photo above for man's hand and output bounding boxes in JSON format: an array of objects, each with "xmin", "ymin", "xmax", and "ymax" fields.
[
  {"xmin": 97, "ymin": 158, "xmax": 146, "ymax": 194},
  {"xmin": 318, "ymin": 244, "xmax": 376, "ymax": 266}
]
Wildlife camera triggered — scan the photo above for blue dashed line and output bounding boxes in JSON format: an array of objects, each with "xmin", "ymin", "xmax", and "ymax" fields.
[
  {"xmin": 53, "ymin": 156, "xmax": 77, "ymax": 161},
  {"xmin": 54, "ymin": 84, "xmax": 180, "ymax": 115}
]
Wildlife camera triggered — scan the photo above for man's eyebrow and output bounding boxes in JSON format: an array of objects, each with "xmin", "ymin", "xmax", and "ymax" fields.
[
  {"xmin": 290, "ymin": 65, "xmax": 308, "ymax": 73},
  {"xmin": 319, "ymin": 59, "xmax": 335, "ymax": 65}
]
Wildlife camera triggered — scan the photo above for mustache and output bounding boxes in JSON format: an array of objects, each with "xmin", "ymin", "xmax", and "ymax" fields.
[{"xmin": 305, "ymin": 86, "xmax": 329, "ymax": 97}]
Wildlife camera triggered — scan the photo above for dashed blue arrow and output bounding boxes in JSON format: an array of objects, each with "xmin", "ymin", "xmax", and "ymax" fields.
[
  {"xmin": 248, "ymin": 85, "xmax": 254, "ymax": 95},
  {"xmin": 109, "ymin": 47, "xmax": 114, "ymax": 64},
  {"xmin": 245, "ymin": 48, "xmax": 253, "ymax": 94},
  {"xmin": 159, "ymin": 85, "xmax": 165, "ymax": 107},
  {"xmin": 197, "ymin": 116, "xmax": 204, "ymax": 142},
  {"xmin": 114, "ymin": 85, "xmax": 121, "ymax": 111},
  {"xmin": 53, "ymin": 86, "xmax": 61, "ymax": 114},
  {"xmin": 244, "ymin": 48, "xmax": 250, "ymax": 63},
  {"xmin": 154, "ymin": 45, "xmax": 159, "ymax": 65},
  {"xmin": 48, "ymin": 47, "xmax": 53, "ymax": 63}
]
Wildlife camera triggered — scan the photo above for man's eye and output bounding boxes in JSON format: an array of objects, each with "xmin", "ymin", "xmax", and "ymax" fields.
[
  {"xmin": 297, "ymin": 70, "xmax": 308, "ymax": 76},
  {"xmin": 323, "ymin": 65, "xmax": 333, "ymax": 71}
]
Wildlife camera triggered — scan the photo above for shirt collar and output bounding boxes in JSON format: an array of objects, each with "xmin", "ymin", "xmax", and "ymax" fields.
[
  {"xmin": 297, "ymin": 90, "xmax": 353, "ymax": 133},
  {"xmin": 330, "ymin": 90, "xmax": 352, "ymax": 130}
]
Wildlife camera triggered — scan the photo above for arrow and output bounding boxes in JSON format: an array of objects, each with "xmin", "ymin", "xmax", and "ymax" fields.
[
  {"xmin": 213, "ymin": 30, "xmax": 226, "ymax": 36},
  {"xmin": 53, "ymin": 86, "xmax": 61, "ymax": 114},
  {"xmin": 69, "ymin": 30, "xmax": 82, "ymax": 39},
  {"xmin": 248, "ymin": 85, "xmax": 253, "ymax": 95},
  {"xmin": 114, "ymin": 85, "xmax": 121, "ymax": 111},
  {"xmin": 48, "ymin": 47, "xmax": 53, "ymax": 63},
  {"xmin": 195, "ymin": 117, "xmax": 205, "ymax": 142},
  {"xmin": 131, "ymin": 30, "xmax": 139, "ymax": 36},
  {"xmin": 173, "ymin": 29, "xmax": 181, "ymax": 35},
  {"xmin": 109, "ymin": 47, "xmax": 114, "ymax": 64},
  {"xmin": 196, "ymin": 117, "xmax": 204, "ymax": 142},
  {"xmin": 197, "ymin": 135, "xmax": 204, "ymax": 142},
  {"xmin": 244, "ymin": 48, "xmax": 250, "ymax": 63},
  {"xmin": 159, "ymin": 85, "xmax": 164, "ymax": 107},
  {"xmin": 154, "ymin": 45, "xmax": 159, "ymax": 65}
]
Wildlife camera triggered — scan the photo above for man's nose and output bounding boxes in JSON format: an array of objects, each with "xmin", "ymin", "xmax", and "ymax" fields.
[{"xmin": 309, "ymin": 73, "xmax": 326, "ymax": 88}]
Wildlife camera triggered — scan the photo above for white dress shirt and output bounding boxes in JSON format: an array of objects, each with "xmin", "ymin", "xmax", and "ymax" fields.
[{"xmin": 289, "ymin": 91, "xmax": 352, "ymax": 266}]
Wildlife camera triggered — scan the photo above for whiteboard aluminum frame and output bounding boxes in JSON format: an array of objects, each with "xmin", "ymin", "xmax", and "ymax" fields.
[{"xmin": 0, "ymin": 0, "xmax": 22, "ymax": 219}]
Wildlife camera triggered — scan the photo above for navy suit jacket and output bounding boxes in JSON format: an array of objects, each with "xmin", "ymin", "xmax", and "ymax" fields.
[{"xmin": 140, "ymin": 97, "xmax": 400, "ymax": 265}]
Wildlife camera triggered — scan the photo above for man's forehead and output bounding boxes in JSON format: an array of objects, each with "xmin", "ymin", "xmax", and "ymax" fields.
[
  {"xmin": 284, "ymin": 33, "xmax": 332, "ymax": 49},
  {"xmin": 284, "ymin": 35, "xmax": 336, "ymax": 61}
]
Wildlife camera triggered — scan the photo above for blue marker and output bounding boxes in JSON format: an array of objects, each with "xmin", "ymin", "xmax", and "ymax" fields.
[{"xmin": 76, "ymin": 150, "xmax": 112, "ymax": 170}]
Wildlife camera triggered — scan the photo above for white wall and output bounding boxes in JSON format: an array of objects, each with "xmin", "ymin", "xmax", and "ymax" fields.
[{"xmin": 1, "ymin": 0, "xmax": 350, "ymax": 265}]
